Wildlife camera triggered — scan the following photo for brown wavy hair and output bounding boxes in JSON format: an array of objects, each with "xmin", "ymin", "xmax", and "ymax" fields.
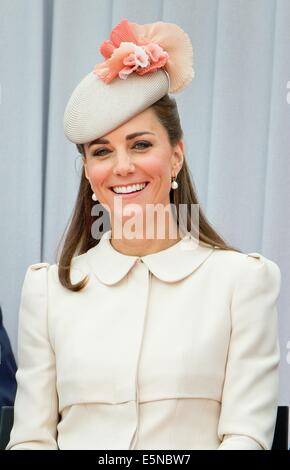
[{"xmin": 56, "ymin": 94, "xmax": 242, "ymax": 291}]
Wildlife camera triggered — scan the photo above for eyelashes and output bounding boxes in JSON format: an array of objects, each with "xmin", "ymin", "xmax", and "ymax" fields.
[{"xmin": 92, "ymin": 141, "xmax": 152, "ymax": 157}]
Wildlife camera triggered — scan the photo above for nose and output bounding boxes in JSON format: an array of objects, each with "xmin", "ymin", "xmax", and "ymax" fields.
[{"xmin": 112, "ymin": 153, "xmax": 135, "ymax": 176}]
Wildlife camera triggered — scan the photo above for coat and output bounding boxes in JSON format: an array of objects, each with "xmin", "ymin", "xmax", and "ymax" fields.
[
  {"xmin": 0, "ymin": 306, "xmax": 17, "ymax": 407},
  {"xmin": 6, "ymin": 230, "xmax": 281, "ymax": 450}
]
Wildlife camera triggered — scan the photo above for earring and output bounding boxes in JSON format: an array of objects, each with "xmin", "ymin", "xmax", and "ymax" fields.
[
  {"xmin": 171, "ymin": 175, "xmax": 178, "ymax": 190},
  {"xmin": 92, "ymin": 192, "xmax": 97, "ymax": 201}
]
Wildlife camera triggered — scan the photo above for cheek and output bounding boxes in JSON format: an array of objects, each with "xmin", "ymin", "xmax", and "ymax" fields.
[
  {"xmin": 144, "ymin": 154, "xmax": 171, "ymax": 181},
  {"xmin": 86, "ymin": 163, "xmax": 109, "ymax": 186}
]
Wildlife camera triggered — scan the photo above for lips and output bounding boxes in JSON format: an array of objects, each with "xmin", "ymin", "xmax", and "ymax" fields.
[
  {"xmin": 110, "ymin": 181, "xmax": 149, "ymax": 190},
  {"xmin": 110, "ymin": 182, "xmax": 149, "ymax": 196},
  {"xmin": 110, "ymin": 182, "xmax": 149, "ymax": 193}
]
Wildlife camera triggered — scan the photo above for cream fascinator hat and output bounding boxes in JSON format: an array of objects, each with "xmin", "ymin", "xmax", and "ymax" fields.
[{"xmin": 63, "ymin": 18, "xmax": 194, "ymax": 145}]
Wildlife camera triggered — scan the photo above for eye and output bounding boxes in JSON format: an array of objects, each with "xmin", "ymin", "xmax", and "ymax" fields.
[
  {"xmin": 92, "ymin": 141, "xmax": 152, "ymax": 157},
  {"xmin": 134, "ymin": 141, "xmax": 152, "ymax": 150},
  {"xmin": 92, "ymin": 148, "xmax": 109, "ymax": 157}
]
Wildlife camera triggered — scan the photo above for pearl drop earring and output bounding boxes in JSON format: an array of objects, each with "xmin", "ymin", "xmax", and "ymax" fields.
[
  {"xmin": 92, "ymin": 192, "xmax": 97, "ymax": 201},
  {"xmin": 171, "ymin": 175, "xmax": 178, "ymax": 190}
]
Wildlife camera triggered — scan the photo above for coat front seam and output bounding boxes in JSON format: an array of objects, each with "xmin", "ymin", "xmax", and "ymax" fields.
[{"xmin": 128, "ymin": 268, "xmax": 152, "ymax": 450}]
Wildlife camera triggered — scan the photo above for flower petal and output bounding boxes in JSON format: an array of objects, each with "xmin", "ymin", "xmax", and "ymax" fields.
[
  {"xmin": 130, "ymin": 21, "xmax": 194, "ymax": 93},
  {"xmin": 119, "ymin": 66, "xmax": 138, "ymax": 80},
  {"xmin": 99, "ymin": 40, "xmax": 115, "ymax": 59},
  {"xmin": 94, "ymin": 43, "xmax": 143, "ymax": 84},
  {"xmin": 110, "ymin": 18, "xmax": 140, "ymax": 47}
]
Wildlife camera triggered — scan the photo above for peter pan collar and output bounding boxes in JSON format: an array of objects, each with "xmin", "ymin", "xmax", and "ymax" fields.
[{"xmin": 85, "ymin": 229, "xmax": 216, "ymax": 285}]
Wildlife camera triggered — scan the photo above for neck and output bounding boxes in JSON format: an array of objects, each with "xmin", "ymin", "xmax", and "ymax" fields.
[{"xmin": 110, "ymin": 211, "xmax": 183, "ymax": 257}]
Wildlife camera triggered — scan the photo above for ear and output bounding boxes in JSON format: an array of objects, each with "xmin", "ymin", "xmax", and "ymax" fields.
[
  {"xmin": 82, "ymin": 156, "xmax": 90, "ymax": 181},
  {"xmin": 171, "ymin": 140, "xmax": 184, "ymax": 174}
]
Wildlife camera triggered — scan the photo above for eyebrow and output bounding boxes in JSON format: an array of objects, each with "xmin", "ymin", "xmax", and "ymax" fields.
[{"xmin": 88, "ymin": 131, "xmax": 155, "ymax": 148}]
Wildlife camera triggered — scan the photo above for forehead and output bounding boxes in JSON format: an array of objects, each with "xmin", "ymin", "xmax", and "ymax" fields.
[
  {"xmin": 85, "ymin": 107, "xmax": 163, "ymax": 148},
  {"xmin": 119, "ymin": 107, "xmax": 159, "ymax": 130}
]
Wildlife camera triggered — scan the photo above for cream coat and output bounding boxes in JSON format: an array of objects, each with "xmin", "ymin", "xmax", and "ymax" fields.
[{"xmin": 6, "ymin": 230, "xmax": 281, "ymax": 450}]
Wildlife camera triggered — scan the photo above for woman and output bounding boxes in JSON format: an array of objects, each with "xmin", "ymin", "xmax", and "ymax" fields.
[{"xmin": 6, "ymin": 19, "xmax": 281, "ymax": 450}]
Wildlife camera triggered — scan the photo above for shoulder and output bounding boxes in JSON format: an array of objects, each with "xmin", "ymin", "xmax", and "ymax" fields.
[
  {"xmin": 20, "ymin": 263, "xmax": 51, "ymax": 300},
  {"xmin": 205, "ymin": 248, "xmax": 281, "ymax": 305},
  {"xmin": 25, "ymin": 251, "xmax": 90, "ymax": 285},
  {"xmin": 235, "ymin": 251, "xmax": 281, "ymax": 289},
  {"xmin": 18, "ymin": 264, "xmax": 52, "ymax": 328},
  {"xmin": 23, "ymin": 262, "xmax": 50, "ymax": 283},
  {"xmin": 213, "ymin": 250, "xmax": 282, "ymax": 315},
  {"xmin": 29, "ymin": 262, "xmax": 50, "ymax": 271},
  {"xmin": 210, "ymin": 247, "xmax": 280, "ymax": 281}
]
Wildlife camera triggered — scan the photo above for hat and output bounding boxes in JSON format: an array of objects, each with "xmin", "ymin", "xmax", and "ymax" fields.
[{"xmin": 63, "ymin": 18, "xmax": 194, "ymax": 145}]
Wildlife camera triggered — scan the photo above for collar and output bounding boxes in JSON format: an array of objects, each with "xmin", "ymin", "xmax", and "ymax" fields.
[{"xmin": 85, "ymin": 230, "xmax": 216, "ymax": 285}]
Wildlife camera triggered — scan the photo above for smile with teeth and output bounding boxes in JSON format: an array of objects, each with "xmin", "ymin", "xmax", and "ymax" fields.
[{"xmin": 111, "ymin": 182, "xmax": 148, "ymax": 194}]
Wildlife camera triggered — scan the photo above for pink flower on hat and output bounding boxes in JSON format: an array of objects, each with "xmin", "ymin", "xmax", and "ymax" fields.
[
  {"xmin": 92, "ymin": 18, "xmax": 194, "ymax": 93},
  {"xmin": 136, "ymin": 43, "xmax": 169, "ymax": 75},
  {"xmin": 93, "ymin": 19, "xmax": 169, "ymax": 84}
]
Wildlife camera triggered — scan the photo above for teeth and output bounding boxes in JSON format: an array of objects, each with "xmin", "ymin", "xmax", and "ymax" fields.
[{"xmin": 112, "ymin": 183, "xmax": 147, "ymax": 194}]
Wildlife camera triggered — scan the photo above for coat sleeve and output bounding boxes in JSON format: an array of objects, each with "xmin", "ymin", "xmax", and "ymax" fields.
[
  {"xmin": 217, "ymin": 254, "xmax": 281, "ymax": 450},
  {"xmin": 6, "ymin": 263, "xmax": 59, "ymax": 450}
]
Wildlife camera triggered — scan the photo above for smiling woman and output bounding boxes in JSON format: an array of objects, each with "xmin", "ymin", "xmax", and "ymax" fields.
[
  {"xmin": 7, "ymin": 18, "xmax": 281, "ymax": 452},
  {"xmin": 62, "ymin": 92, "xmax": 242, "ymax": 291}
]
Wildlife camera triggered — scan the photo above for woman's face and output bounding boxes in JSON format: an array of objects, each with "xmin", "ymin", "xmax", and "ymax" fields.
[{"xmin": 83, "ymin": 107, "xmax": 184, "ymax": 222}]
